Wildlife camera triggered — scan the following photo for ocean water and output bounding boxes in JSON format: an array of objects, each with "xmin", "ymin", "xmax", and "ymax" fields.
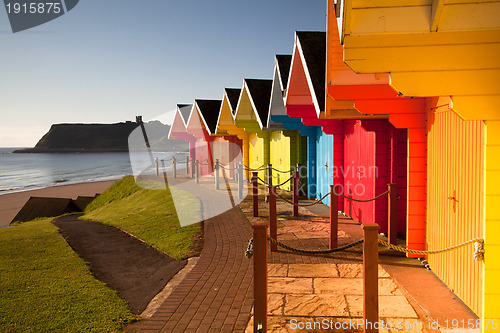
[{"xmin": 0, "ymin": 148, "xmax": 183, "ymax": 194}]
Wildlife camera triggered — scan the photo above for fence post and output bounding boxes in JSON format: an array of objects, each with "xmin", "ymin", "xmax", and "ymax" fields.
[
  {"xmin": 293, "ymin": 171, "xmax": 299, "ymax": 217},
  {"xmin": 172, "ymin": 157, "xmax": 177, "ymax": 178},
  {"xmin": 191, "ymin": 158, "xmax": 195, "ymax": 178},
  {"xmin": 388, "ymin": 183, "xmax": 398, "ymax": 245},
  {"xmin": 253, "ymin": 223, "xmax": 268, "ymax": 333},
  {"xmin": 267, "ymin": 164, "xmax": 273, "ymax": 187},
  {"xmin": 215, "ymin": 159, "xmax": 220, "ymax": 190},
  {"xmin": 330, "ymin": 185, "xmax": 339, "ymax": 249},
  {"xmin": 232, "ymin": 161, "xmax": 237, "ymax": 181},
  {"xmin": 238, "ymin": 162, "xmax": 244, "ymax": 200},
  {"xmin": 363, "ymin": 223, "xmax": 379, "ymax": 333},
  {"xmin": 155, "ymin": 158, "xmax": 159, "ymax": 176},
  {"xmin": 186, "ymin": 156, "xmax": 190, "ymax": 175},
  {"xmin": 252, "ymin": 172, "xmax": 259, "ymax": 217},
  {"xmin": 195, "ymin": 160, "xmax": 199, "ymax": 184},
  {"xmin": 269, "ymin": 185, "xmax": 277, "ymax": 252}
]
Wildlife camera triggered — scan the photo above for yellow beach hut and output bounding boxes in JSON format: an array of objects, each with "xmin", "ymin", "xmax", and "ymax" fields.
[{"xmin": 233, "ymin": 79, "xmax": 273, "ymax": 181}]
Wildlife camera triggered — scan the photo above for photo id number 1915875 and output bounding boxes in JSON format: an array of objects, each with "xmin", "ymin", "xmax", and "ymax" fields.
[{"xmin": 6, "ymin": 2, "xmax": 62, "ymax": 14}]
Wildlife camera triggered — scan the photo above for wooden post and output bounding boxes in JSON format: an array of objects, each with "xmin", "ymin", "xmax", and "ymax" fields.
[
  {"xmin": 363, "ymin": 223, "xmax": 379, "ymax": 333},
  {"xmin": 172, "ymin": 157, "xmax": 177, "ymax": 178},
  {"xmin": 155, "ymin": 158, "xmax": 159, "ymax": 176},
  {"xmin": 252, "ymin": 172, "xmax": 258, "ymax": 217},
  {"xmin": 186, "ymin": 156, "xmax": 190, "ymax": 175},
  {"xmin": 191, "ymin": 158, "xmax": 195, "ymax": 179},
  {"xmin": 267, "ymin": 164, "xmax": 273, "ymax": 187},
  {"xmin": 195, "ymin": 160, "xmax": 199, "ymax": 184},
  {"xmin": 293, "ymin": 171, "xmax": 299, "ymax": 217},
  {"xmin": 253, "ymin": 223, "xmax": 268, "ymax": 333},
  {"xmin": 388, "ymin": 183, "xmax": 398, "ymax": 245},
  {"xmin": 269, "ymin": 185, "xmax": 277, "ymax": 252},
  {"xmin": 238, "ymin": 162, "xmax": 244, "ymax": 200},
  {"xmin": 330, "ymin": 185, "xmax": 339, "ymax": 249},
  {"xmin": 215, "ymin": 159, "xmax": 220, "ymax": 190}
]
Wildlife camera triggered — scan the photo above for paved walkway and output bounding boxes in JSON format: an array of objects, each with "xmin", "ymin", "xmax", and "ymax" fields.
[
  {"xmin": 127, "ymin": 179, "xmax": 476, "ymax": 332},
  {"xmin": 127, "ymin": 201, "xmax": 254, "ymax": 332}
]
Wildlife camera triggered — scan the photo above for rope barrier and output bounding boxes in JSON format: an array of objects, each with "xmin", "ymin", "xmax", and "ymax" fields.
[
  {"xmin": 219, "ymin": 164, "xmax": 238, "ymax": 171},
  {"xmin": 244, "ymin": 165, "xmax": 267, "ymax": 171},
  {"xmin": 377, "ymin": 238, "xmax": 484, "ymax": 260},
  {"xmin": 267, "ymin": 236, "xmax": 364, "ymax": 254},
  {"xmin": 271, "ymin": 167, "xmax": 293, "ymax": 174},
  {"xmin": 245, "ymin": 238, "xmax": 254, "ymax": 258},
  {"xmin": 276, "ymin": 192, "xmax": 331, "ymax": 207},
  {"xmin": 256, "ymin": 176, "xmax": 293, "ymax": 188},
  {"xmin": 340, "ymin": 190, "xmax": 390, "ymax": 203}
]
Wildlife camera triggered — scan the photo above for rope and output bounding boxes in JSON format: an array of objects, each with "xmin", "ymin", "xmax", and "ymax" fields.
[
  {"xmin": 268, "ymin": 236, "xmax": 364, "ymax": 254},
  {"xmin": 377, "ymin": 238, "xmax": 484, "ymax": 261},
  {"xmin": 340, "ymin": 190, "xmax": 390, "ymax": 203},
  {"xmin": 219, "ymin": 164, "xmax": 238, "ymax": 171},
  {"xmin": 271, "ymin": 167, "xmax": 293, "ymax": 174},
  {"xmin": 245, "ymin": 238, "xmax": 254, "ymax": 258},
  {"xmin": 244, "ymin": 165, "xmax": 267, "ymax": 171},
  {"xmin": 276, "ymin": 192, "xmax": 331, "ymax": 207},
  {"xmin": 256, "ymin": 177, "xmax": 293, "ymax": 188}
]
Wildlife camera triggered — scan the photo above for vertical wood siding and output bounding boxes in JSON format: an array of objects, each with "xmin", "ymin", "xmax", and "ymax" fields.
[
  {"xmin": 427, "ymin": 107, "xmax": 484, "ymax": 316},
  {"xmin": 316, "ymin": 128, "xmax": 334, "ymax": 205}
]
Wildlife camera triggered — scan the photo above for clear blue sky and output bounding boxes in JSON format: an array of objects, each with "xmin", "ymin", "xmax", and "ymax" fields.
[{"xmin": 0, "ymin": 0, "xmax": 326, "ymax": 147}]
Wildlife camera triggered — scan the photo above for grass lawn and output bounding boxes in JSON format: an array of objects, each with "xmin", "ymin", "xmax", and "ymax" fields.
[
  {"xmin": 0, "ymin": 218, "xmax": 137, "ymax": 333},
  {"xmin": 84, "ymin": 176, "xmax": 203, "ymax": 260}
]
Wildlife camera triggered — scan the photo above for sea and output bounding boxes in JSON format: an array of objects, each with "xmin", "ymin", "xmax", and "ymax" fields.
[{"xmin": 0, "ymin": 148, "xmax": 185, "ymax": 195}]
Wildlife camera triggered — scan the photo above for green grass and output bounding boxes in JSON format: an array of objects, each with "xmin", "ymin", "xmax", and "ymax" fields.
[
  {"xmin": 84, "ymin": 176, "xmax": 202, "ymax": 260},
  {"xmin": 0, "ymin": 218, "xmax": 137, "ymax": 333}
]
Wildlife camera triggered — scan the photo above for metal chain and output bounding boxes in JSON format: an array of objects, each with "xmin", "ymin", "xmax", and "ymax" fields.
[
  {"xmin": 276, "ymin": 192, "xmax": 331, "ymax": 207},
  {"xmin": 340, "ymin": 190, "xmax": 390, "ymax": 203},
  {"xmin": 378, "ymin": 238, "xmax": 484, "ymax": 261},
  {"xmin": 267, "ymin": 236, "xmax": 364, "ymax": 254}
]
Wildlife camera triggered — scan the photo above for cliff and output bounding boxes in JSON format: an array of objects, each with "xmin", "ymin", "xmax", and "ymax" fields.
[{"xmin": 14, "ymin": 121, "xmax": 187, "ymax": 153}]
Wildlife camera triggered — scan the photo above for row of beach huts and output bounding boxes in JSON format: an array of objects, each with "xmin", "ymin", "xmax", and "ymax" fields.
[{"xmin": 166, "ymin": 0, "xmax": 500, "ymax": 325}]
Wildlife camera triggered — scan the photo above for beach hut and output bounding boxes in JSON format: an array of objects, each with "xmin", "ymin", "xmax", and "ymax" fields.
[
  {"xmin": 233, "ymin": 79, "xmax": 273, "ymax": 181},
  {"xmin": 168, "ymin": 104, "xmax": 196, "ymax": 161},
  {"xmin": 266, "ymin": 55, "xmax": 308, "ymax": 193},
  {"xmin": 212, "ymin": 88, "xmax": 244, "ymax": 178},
  {"xmin": 286, "ymin": 29, "xmax": 409, "ymax": 237},
  {"xmin": 285, "ymin": 31, "xmax": 345, "ymax": 207},
  {"xmin": 333, "ymin": 0, "xmax": 500, "ymax": 320},
  {"xmin": 185, "ymin": 100, "xmax": 221, "ymax": 175}
]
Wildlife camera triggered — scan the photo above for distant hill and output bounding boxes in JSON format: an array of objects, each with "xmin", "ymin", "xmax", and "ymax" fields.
[{"xmin": 14, "ymin": 120, "xmax": 188, "ymax": 153}]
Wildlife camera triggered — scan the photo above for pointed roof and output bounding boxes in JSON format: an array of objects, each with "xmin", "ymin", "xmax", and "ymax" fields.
[
  {"xmin": 296, "ymin": 31, "xmax": 326, "ymax": 112},
  {"xmin": 177, "ymin": 104, "xmax": 192, "ymax": 126},
  {"xmin": 195, "ymin": 99, "xmax": 222, "ymax": 134},
  {"xmin": 225, "ymin": 88, "xmax": 241, "ymax": 115},
  {"xmin": 244, "ymin": 79, "xmax": 272, "ymax": 128},
  {"xmin": 276, "ymin": 54, "xmax": 292, "ymax": 91}
]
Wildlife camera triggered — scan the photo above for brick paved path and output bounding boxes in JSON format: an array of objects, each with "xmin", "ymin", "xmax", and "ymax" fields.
[{"xmin": 129, "ymin": 204, "xmax": 254, "ymax": 332}]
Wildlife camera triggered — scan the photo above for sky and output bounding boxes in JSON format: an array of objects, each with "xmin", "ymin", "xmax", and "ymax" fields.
[{"xmin": 0, "ymin": 0, "xmax": 326, "ymax": 147}]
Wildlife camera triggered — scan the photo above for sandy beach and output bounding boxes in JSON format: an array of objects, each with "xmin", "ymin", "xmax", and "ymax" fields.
[{"xmin": 0, "ymin": 180, "xmax": 116, "ymax": 226}]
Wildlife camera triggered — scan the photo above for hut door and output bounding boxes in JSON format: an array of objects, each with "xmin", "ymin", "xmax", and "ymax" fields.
[
  {"xmin": 427, "ymin": 107, "xmax": 484, "ymax": 315},
  {"xmin": 344, "ymin": 120, "xmax": 376, "ymax": 224}
]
